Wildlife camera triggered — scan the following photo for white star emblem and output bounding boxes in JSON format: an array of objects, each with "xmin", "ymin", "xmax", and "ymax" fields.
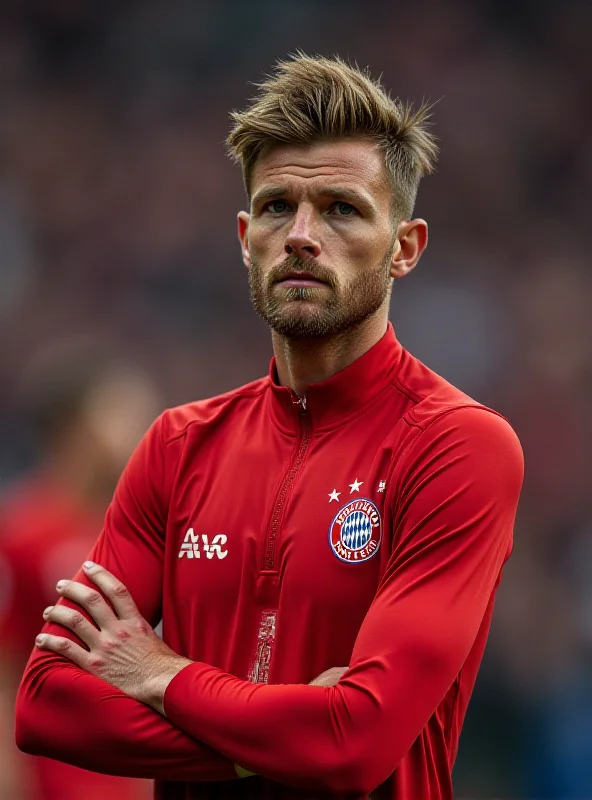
[
  {"xmin": 349, "ymin": 478, "xmax": 363, "ymax": 494},
  {"xmin": 328, "ymin": 489, "xmax": 341, "ymax": 503}
]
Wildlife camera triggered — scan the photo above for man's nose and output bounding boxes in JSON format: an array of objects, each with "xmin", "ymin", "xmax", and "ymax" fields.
[{"xmin": 284, "ymin": 209, "xmax": 321, "ymax": 260}]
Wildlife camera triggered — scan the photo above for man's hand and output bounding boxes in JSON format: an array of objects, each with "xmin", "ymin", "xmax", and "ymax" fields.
[{"xmin": 35, "ymin": 561, "xmax": 191, "ymax": 714}]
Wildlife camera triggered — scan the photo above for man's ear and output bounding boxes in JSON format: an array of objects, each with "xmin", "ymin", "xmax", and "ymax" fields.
[
  {"xmin": 390, "ymin": 219, "xmax": 428, "ymax": 279},
  {"xmin": 238, "ymin": 211, "xmax": 251, "ymax": 269}
]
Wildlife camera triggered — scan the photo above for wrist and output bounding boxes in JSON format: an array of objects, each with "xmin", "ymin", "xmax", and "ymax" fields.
[{"xmin": 142, "ymin": 655, "xmax": 193, "ymax": 715}]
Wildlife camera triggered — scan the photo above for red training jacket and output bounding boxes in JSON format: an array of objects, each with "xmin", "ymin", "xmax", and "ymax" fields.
[{"xmin": 16, "ymin": 325, "xmax": 524, "ymax": 799}]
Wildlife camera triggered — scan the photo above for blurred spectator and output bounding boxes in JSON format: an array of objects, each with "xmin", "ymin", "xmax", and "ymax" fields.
[{"xmin": 0, "ymin": 339, "xmax": 160, "ymax": 800}]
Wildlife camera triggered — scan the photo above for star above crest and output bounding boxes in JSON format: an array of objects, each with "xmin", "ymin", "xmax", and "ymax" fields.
[
  {"xmin": 349, "ymin": 478, "xmax": 363, "ymax": 494},
  {"xmin": 328, "ymin": 489, "xmax": 341, "ymax": 503}
]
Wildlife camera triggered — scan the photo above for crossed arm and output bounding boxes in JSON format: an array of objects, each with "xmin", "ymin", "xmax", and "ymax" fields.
[
  {"xmin": 34, "ymin": 562, "xmax": 345, "ymax": 779},
  {"xmin": 35, "ymin": 565, "xmax": 345, "ymax": 704},
  {"xmin": 18, "ymin": 560, "xmax": 342, "ymax": 784}
]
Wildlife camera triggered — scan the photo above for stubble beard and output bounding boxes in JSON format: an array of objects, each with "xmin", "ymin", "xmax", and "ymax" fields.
[{"xmin": 249, "ymin": 253, "xmax": 392, "ymax": 340}]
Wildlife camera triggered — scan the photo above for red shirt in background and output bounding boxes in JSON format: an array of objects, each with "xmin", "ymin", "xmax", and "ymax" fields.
[{"xmin": 0, "ymin": 475, "xmax": 151, "ymax": 800}]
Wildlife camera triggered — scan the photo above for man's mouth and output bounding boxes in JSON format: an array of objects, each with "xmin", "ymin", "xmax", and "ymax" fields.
[{"xmin": 276, "ymin": 272, "xmax": 327, "ymax": 288}]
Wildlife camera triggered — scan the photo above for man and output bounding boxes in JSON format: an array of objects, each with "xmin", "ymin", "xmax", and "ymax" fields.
[
  {"xmin": 1, "ymin": 341, "xmax": 158, "ymax": 799},
  {"xmin": 15, "ymin": 55, "xmax": 524, "ymax": 799}
]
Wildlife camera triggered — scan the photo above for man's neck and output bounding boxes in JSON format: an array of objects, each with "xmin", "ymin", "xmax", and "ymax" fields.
[{"xmin": 272, "ymin": 314, "xmax": 388, "ymax": 397}]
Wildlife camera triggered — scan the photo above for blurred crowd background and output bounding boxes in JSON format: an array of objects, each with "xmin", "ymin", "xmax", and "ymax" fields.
[{"xmin": 0, "ymin": 1, "xmax": 590, "ymax": 798}]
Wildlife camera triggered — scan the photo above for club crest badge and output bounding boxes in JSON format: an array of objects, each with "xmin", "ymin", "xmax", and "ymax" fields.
[{"xmin": 329, "ymin": 498, "xmax": 381, "ymax": 563}]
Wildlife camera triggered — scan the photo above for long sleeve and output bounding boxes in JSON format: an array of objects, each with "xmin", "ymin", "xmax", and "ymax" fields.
[
  {"xmin": 15, "ymin": 413, "xmax": 236, "ymax": 782},
  {"xmin": 163, "ymin": 408, "xmax": 524, "ymax": 795}
]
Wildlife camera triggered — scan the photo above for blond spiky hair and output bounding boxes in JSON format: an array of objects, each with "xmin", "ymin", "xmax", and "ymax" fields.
[{"xmin": 227, "ymin": 53, "xmax": 439, "ymax": 220}]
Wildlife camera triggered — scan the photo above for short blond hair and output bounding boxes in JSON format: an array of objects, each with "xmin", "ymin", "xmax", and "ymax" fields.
[{"xmin": 227, "ymin": 53, "xmax": 439, "ymax": 220}]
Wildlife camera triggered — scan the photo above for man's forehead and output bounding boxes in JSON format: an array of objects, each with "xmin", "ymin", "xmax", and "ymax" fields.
[{"xmin": 251, "ymin": 139, "xmax": 389, "ymax": 192}]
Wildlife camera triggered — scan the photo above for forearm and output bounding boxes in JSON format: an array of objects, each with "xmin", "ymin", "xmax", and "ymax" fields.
[
  {"xmin": 16, "ymin": 652, "xmax": 237, "ymax": 783},
  {"xmin": 164, "ymin": 661, "xmax": 413, "ymax": 795}
]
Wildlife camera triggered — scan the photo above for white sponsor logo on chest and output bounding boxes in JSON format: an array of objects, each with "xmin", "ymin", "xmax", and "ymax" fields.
[{"xmin": 178, "ymin": 528, "xmax": 228, "ymax": 559}]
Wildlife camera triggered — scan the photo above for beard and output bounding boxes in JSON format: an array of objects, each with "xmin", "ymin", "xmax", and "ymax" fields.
[{"xmin": 248, "ymin": 252, "xmax": 392, "ymax": 340}]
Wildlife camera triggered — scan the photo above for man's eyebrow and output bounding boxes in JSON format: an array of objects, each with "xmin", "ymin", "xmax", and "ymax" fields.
[
  {"xmin": 318, "ymin": 186, "xmax": 375, "ymax": 211},
  {"xmin": 251, "ymin": 186, "xmax": 290, "ymax": 207}
]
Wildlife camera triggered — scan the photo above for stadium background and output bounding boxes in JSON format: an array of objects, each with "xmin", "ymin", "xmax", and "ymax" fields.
[{"xmin": 0, "ymin": 1, "xmax": 590, "ymax": 797}]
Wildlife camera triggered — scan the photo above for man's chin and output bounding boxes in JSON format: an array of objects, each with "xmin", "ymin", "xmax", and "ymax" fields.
[{"xmin": 265, "ymin": 308, "xmax": 340, "ymax": 339}]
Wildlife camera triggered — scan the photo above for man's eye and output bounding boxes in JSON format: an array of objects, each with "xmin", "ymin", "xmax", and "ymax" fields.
[
  {"xmin": 331, "ymin": 202, "xmax": 357, "ymax": 216},
  {"xmin": 266, "ymin": 200, "xmax": 289, "ymax": 214}
]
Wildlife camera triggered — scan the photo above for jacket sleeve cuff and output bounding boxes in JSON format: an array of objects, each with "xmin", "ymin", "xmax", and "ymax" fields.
[
  {"xmin": 163, "ymin": 661, "xmax": 227, "ymax": 732},
  {"xmin": 164, "ymin": 661, "xmax": 207, "ymax": 717},
  {"xmin": 163, "ymin": 662, "xmax": 240, "ymax": 780}
]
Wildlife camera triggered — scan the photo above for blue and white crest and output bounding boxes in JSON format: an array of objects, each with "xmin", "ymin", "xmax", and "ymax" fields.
[{"xmin": 329, "ymin": 498, "xmax": 381, "ymax": 563}]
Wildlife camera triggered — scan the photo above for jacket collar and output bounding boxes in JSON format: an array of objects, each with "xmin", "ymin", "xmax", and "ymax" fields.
[{"xmin": 268, "ymin": 323, "xmax": 403, "ymax": 433}]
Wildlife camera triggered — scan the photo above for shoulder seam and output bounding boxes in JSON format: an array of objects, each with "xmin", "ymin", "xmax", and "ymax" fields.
[
  {"xmin": 404, "ymin": 402, "xmax": 508, "ymax": 433},
  {"xmin": 161, "ymin": 384, "xmax": 268, "ymax": 446}
]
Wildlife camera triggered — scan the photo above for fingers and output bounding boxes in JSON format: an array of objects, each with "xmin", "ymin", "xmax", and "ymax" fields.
[
  {"xmin": 35, "ymin": 632, "xmax": 92, "ymax": 669},
  {"xmin": 55, "ymin": 564, "xmax": 140, "ymax": 627},
  {"xmin": 82, "ymin": 561, "xmax": 141, "ymax": 621},
  {"xmin": 43, "ymin": 604, "xmax": 101, "ymax": 649},
  {"xmin": 56, "ymin": 579, "xmax": 116, "ymax": 629}
]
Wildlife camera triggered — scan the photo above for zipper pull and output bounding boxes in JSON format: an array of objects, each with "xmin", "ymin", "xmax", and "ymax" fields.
[{"xmin": 291, "ymin": 393, "xmax": 307, "ymax": 413}]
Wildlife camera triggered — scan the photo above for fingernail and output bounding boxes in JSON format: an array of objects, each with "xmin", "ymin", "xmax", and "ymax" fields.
[
  {"xmin": 56, "ymin": 580, "xmax": 68, "ymax": 591},
  {"xmin": 43, "ymin": 606, "xmax": 54, "ymax": 619},
  {"xmin": 83, "ymin": 561, "xmax": 95, "ymax": 570},
  {"xmin": 36, "ymin": 634, "xmax": 46, "ymax": 645}
]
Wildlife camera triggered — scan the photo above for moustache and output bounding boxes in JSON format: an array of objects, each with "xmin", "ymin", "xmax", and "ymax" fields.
[{"xmin": 268, "ymin": 256, "xmax": 337, "ymax": 289}]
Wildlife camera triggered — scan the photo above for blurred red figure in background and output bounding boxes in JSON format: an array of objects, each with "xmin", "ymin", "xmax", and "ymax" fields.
[{"xmin": 0, "ymin": 340, "xmax": 160, "ymax": 800}]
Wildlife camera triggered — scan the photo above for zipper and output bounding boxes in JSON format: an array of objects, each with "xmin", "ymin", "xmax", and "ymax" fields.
[
  {"xmin": 262, "ymin": 392, "xmax": 311, "ymax": 572},
  {"xmin": 247, "ymin": 610, "xmax": 277, "ymax": 684}
]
